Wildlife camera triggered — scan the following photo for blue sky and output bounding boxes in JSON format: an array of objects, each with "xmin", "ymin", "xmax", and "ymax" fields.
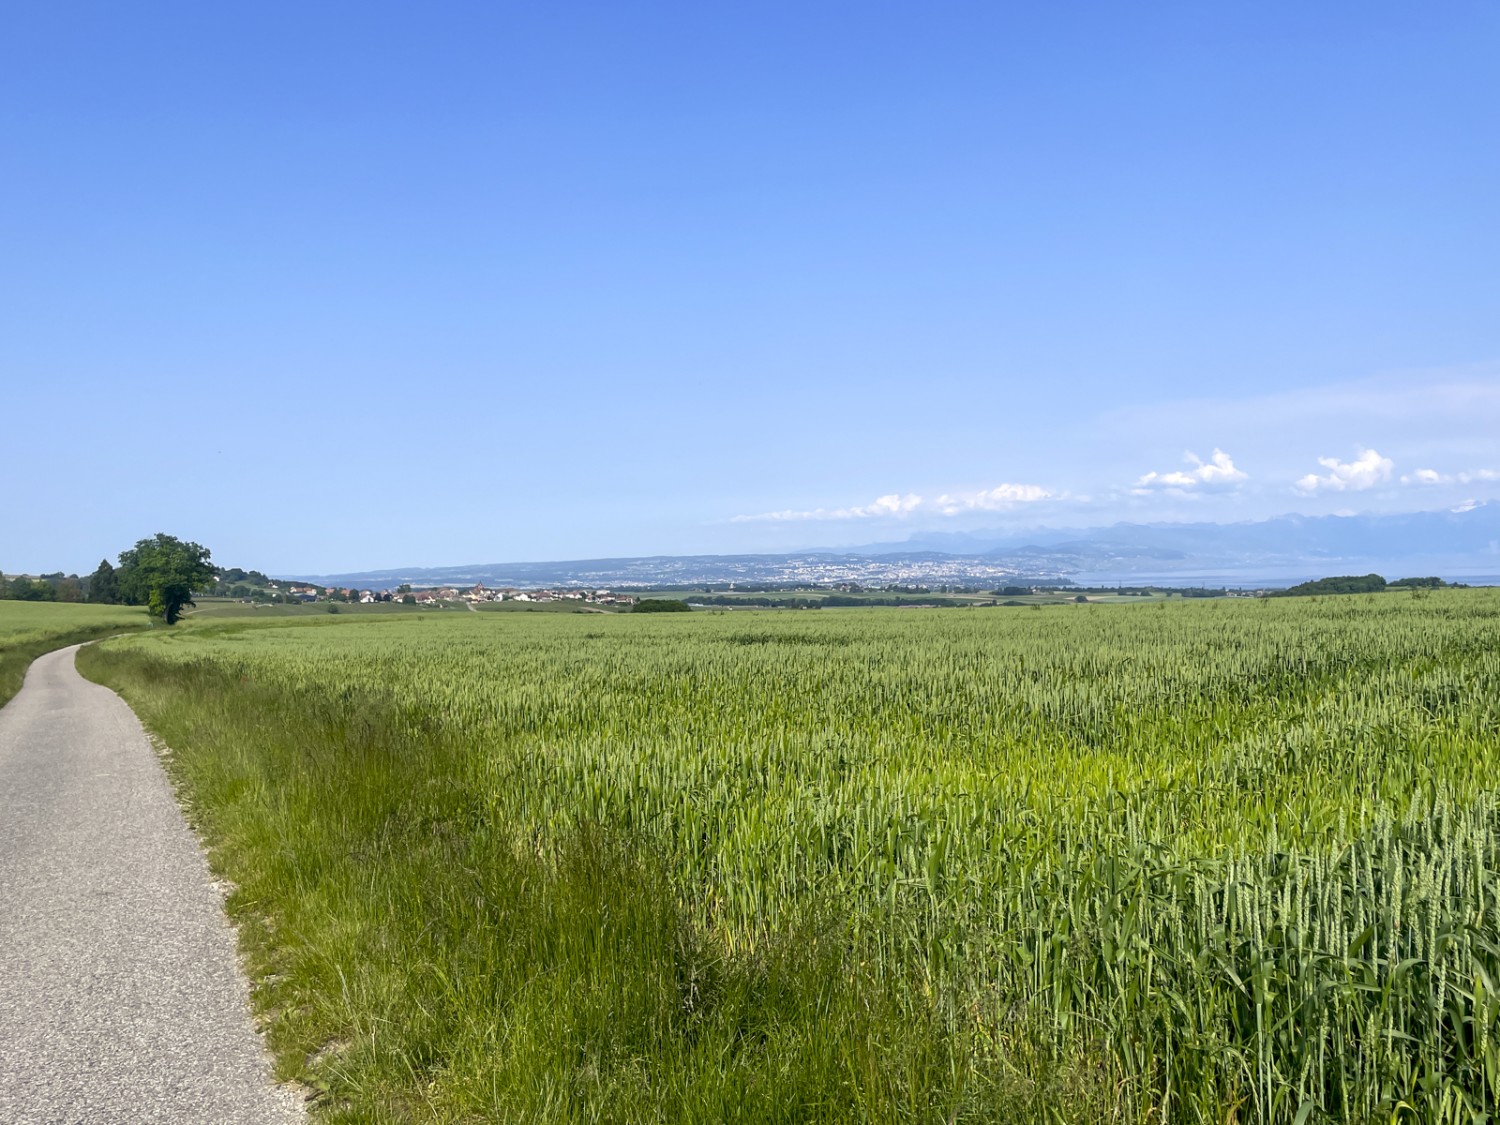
[{"xmin": 4, "ymin": 3, "xmax": 1497, "ymax": 575}]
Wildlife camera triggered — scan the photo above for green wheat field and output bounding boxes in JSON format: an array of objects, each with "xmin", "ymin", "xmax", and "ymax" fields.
[{"xmin": 73, "ymin": 590, "xmax": 1500, "ymax": 1122}]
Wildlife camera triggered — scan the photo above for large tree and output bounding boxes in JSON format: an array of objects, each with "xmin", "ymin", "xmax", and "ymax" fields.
[
  {"xmin": 87, "ymin": 558, "xmax": 121, "ymax": 604},
  {"xmin": 117, "ymin": 534, "xmax": 215, "ymax": 624}
]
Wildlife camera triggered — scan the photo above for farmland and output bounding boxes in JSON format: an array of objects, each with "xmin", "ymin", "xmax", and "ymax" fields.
[{"xmin": 77, "ymin": 591, "xmax": 1500, "ymax": 1122}]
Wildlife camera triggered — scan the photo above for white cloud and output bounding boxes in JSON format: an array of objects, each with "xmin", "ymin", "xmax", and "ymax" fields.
[
  {"xmin": 1403, "ymin": 467, "xmax": 1446, "ymax": 485},
  {"xmin": 1133, "ymin": 449, "xmax": 1247, "ymax": 495},
  {"xmin": 1095, "ymin": 366, "xmax": 1500, "ymax": 507},
  {"xmin": 1293, "ymin": 448, "xmax": 1394, "ymax": 494},
  {"xmin": 933, "ymin": 483, "xmax": 1054, "ymax": 515},
  {"xmin": 732, "ymin": 493, "xmax": 923, "ymax": 522},
  {"xmin": 733, "ymin": 483, "xmax": 1054, "ymax": 523},
  {"xmin": 1401, "ymin": 467, "xmax": 1500, "ymax": 486},
  {"xmin": 853, "ymin": 494, "xmax": 923, "ymax": 518}
]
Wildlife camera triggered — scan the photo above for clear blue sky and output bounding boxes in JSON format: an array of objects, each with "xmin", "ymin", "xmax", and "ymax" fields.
[{"xmin": 4, "ymin": 2, "xmax": 1497, "ymax": 575}]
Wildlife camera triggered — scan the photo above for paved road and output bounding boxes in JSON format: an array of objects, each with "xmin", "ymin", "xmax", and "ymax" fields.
[{"xmin": 0, "ymin": 646, "xmax": 305, "ymax": 1124}]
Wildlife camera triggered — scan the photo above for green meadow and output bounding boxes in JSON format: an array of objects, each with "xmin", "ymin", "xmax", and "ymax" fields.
[
  {"xmin": 77, "ymin": 591, "xmax": 1500, "ymax": 1122},
  {"xmin": 0, "ymin": 600, "xmax": 147, "ymax": 707}
]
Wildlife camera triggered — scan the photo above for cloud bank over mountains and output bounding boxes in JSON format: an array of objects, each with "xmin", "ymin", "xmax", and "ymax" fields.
[
  {"xmin": 1133, "ymin": 449, "xmax": 1247, "ymax": 495},
  {"xmin": 296, "ymin": 501, "xmax": 1500, "ymax": 590},
  {"xmin": 729, "ymin": 367, "xmax": 1499, "ymax": 540},
  {"xmin": 1294, "ymin": 449, "xmax": 1395, "ymax": 495},
  {"xmin": 1402, "ymin": 467, "xmax": 1500, "ymax": 487},
  {"xmin": 734, "ymin": 444, "xmax": 1496, "ymax": 528},
  {"xmin": 734, "ymin": 484, "xmax": 1056, "ymax": 523}
]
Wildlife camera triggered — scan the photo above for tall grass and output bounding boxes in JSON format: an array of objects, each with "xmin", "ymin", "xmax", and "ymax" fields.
[{"xmin": 80, "ymin": 590, "xmax": 1500, "ymax": 1121}]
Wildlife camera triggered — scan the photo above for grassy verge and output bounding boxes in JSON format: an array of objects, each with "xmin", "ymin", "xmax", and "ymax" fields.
[
  {"xmin": 0, "ymin": 602, "xmax": 149, "ymax": 708},
  {"xmin": 77, "ymin": 641, "xmax": 1107, "ymax": 1123}
]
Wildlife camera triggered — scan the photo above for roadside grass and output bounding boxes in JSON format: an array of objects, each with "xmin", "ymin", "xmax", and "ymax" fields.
[{"xmin": 0, "ymin": 601, "xmax": 148, "ymax": 708}]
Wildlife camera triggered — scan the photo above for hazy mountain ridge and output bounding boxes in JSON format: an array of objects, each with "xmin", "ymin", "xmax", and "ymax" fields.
[
  {"xmin": 285, "ymin": 551, "xmax": 1068, "ymax": 590},
  {"xmin": 289, "ymin": 503, "xmax": 1500, "ymax": 589},
  {"xmin": 846, "ymin": 503, "xmax": 1500, "ymax": 559}
]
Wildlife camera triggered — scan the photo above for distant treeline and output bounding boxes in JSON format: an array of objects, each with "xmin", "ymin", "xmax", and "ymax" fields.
[
  {"xmin": 1267, "ymin": 575, "xmax": 1456, "ymax": 598},
  {"xmin": 0, "ymin": 572, "xmax": 87, "ymax": 602},
  {"xmin": 209, "ymin": 567, "xmax": 277, "ymax": 599},
  {"xmin": 632, "ymin": 599, "xmax": 694, "ymax": 613},
  {"xmin": 1, "ymin": 562, "xmax": 276, "ymax": 605}
]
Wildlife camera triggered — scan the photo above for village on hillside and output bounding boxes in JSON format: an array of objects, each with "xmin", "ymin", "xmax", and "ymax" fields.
[{"xmin": 275, "ymin": 583, "xmax": 637, "ymax": 607}]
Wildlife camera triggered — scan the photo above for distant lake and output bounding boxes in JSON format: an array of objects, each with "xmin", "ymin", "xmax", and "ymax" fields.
[{"xmin": 1069, "ymin": 569, "xmax": 1500, "ymax": 590}]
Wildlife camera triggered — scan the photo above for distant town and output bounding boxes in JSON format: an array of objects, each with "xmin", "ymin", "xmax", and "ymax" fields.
[
  {"xmin": 283, "ymin": 552, "xmax": 1071, "ymax": 593},
  {"xmin": 216, "ymin": 571, "xmax": 641, "ymax": 608}
]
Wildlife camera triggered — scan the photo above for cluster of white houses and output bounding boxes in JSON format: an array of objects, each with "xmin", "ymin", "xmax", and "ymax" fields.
[{"xmin": 276, "ymin": 583, "xmax": 637, "ymax": 607}]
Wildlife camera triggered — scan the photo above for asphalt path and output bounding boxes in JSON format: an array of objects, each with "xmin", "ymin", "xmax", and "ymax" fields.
[{"xmin": 0, "ymin": 645, "xmax": 305, "ymax": 1124}]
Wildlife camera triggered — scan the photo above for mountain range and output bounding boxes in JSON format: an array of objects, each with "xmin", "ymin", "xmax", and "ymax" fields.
[
  {"xmin": 844, "ymin": 502, "xmax": 1500, "ymax": 567},
  {"xmin": 290, "ymin": 502, "xmax": 1500, "ymax": 589}
]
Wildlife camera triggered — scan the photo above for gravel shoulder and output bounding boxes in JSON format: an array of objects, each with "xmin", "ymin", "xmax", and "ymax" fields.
[{"xmin": 0, "ymin": 645, "xmax": 306, "ymax": 1125}]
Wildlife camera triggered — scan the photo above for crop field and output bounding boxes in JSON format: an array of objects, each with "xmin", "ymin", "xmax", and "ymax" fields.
[
  {"xmin": 185, "ymin": 597, "xmax": 437, "ymax": 619},
  {"xmin": 78, "ymin": 591, "xmax": 1500, "ymax": 1123},
  {"xmin": 0, "ymin": 600, "xmax": 147, "ymax": 707}
]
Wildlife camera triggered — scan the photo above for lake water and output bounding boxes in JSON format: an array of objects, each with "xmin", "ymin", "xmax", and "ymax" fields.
[{"xmin": 1068, "ymin": 570, "xmax": 1500, "ymax": 590}]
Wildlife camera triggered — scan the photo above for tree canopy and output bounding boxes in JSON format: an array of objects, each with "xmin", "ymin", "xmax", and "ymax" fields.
[
  {"xmin": 88, "ymin": 559, "xmax": 121, "ymax": 604},
  {"xmin": 3, "ymin": 575, "xmax": 57, "ymax": 601},
  {"xmin": 632, "ymin": 599, "xmax": 693, "ymax": 613},
  {"xmin": 118, "ymin": 534, "xmax": 215, "ymax": 624},
  {"xmin": 1268, "ymin": 574, "xmax": 1387, "ymax": 598}
]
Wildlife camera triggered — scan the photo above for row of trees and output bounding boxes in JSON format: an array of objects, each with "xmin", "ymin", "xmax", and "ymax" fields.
[
  {"xmin": 1266, "ymin": 574, "xmax": 1455, "ymax": 598},
  {"xmin": 0, "ymin": 572, "xmax": 87, "ymax": 601}
]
